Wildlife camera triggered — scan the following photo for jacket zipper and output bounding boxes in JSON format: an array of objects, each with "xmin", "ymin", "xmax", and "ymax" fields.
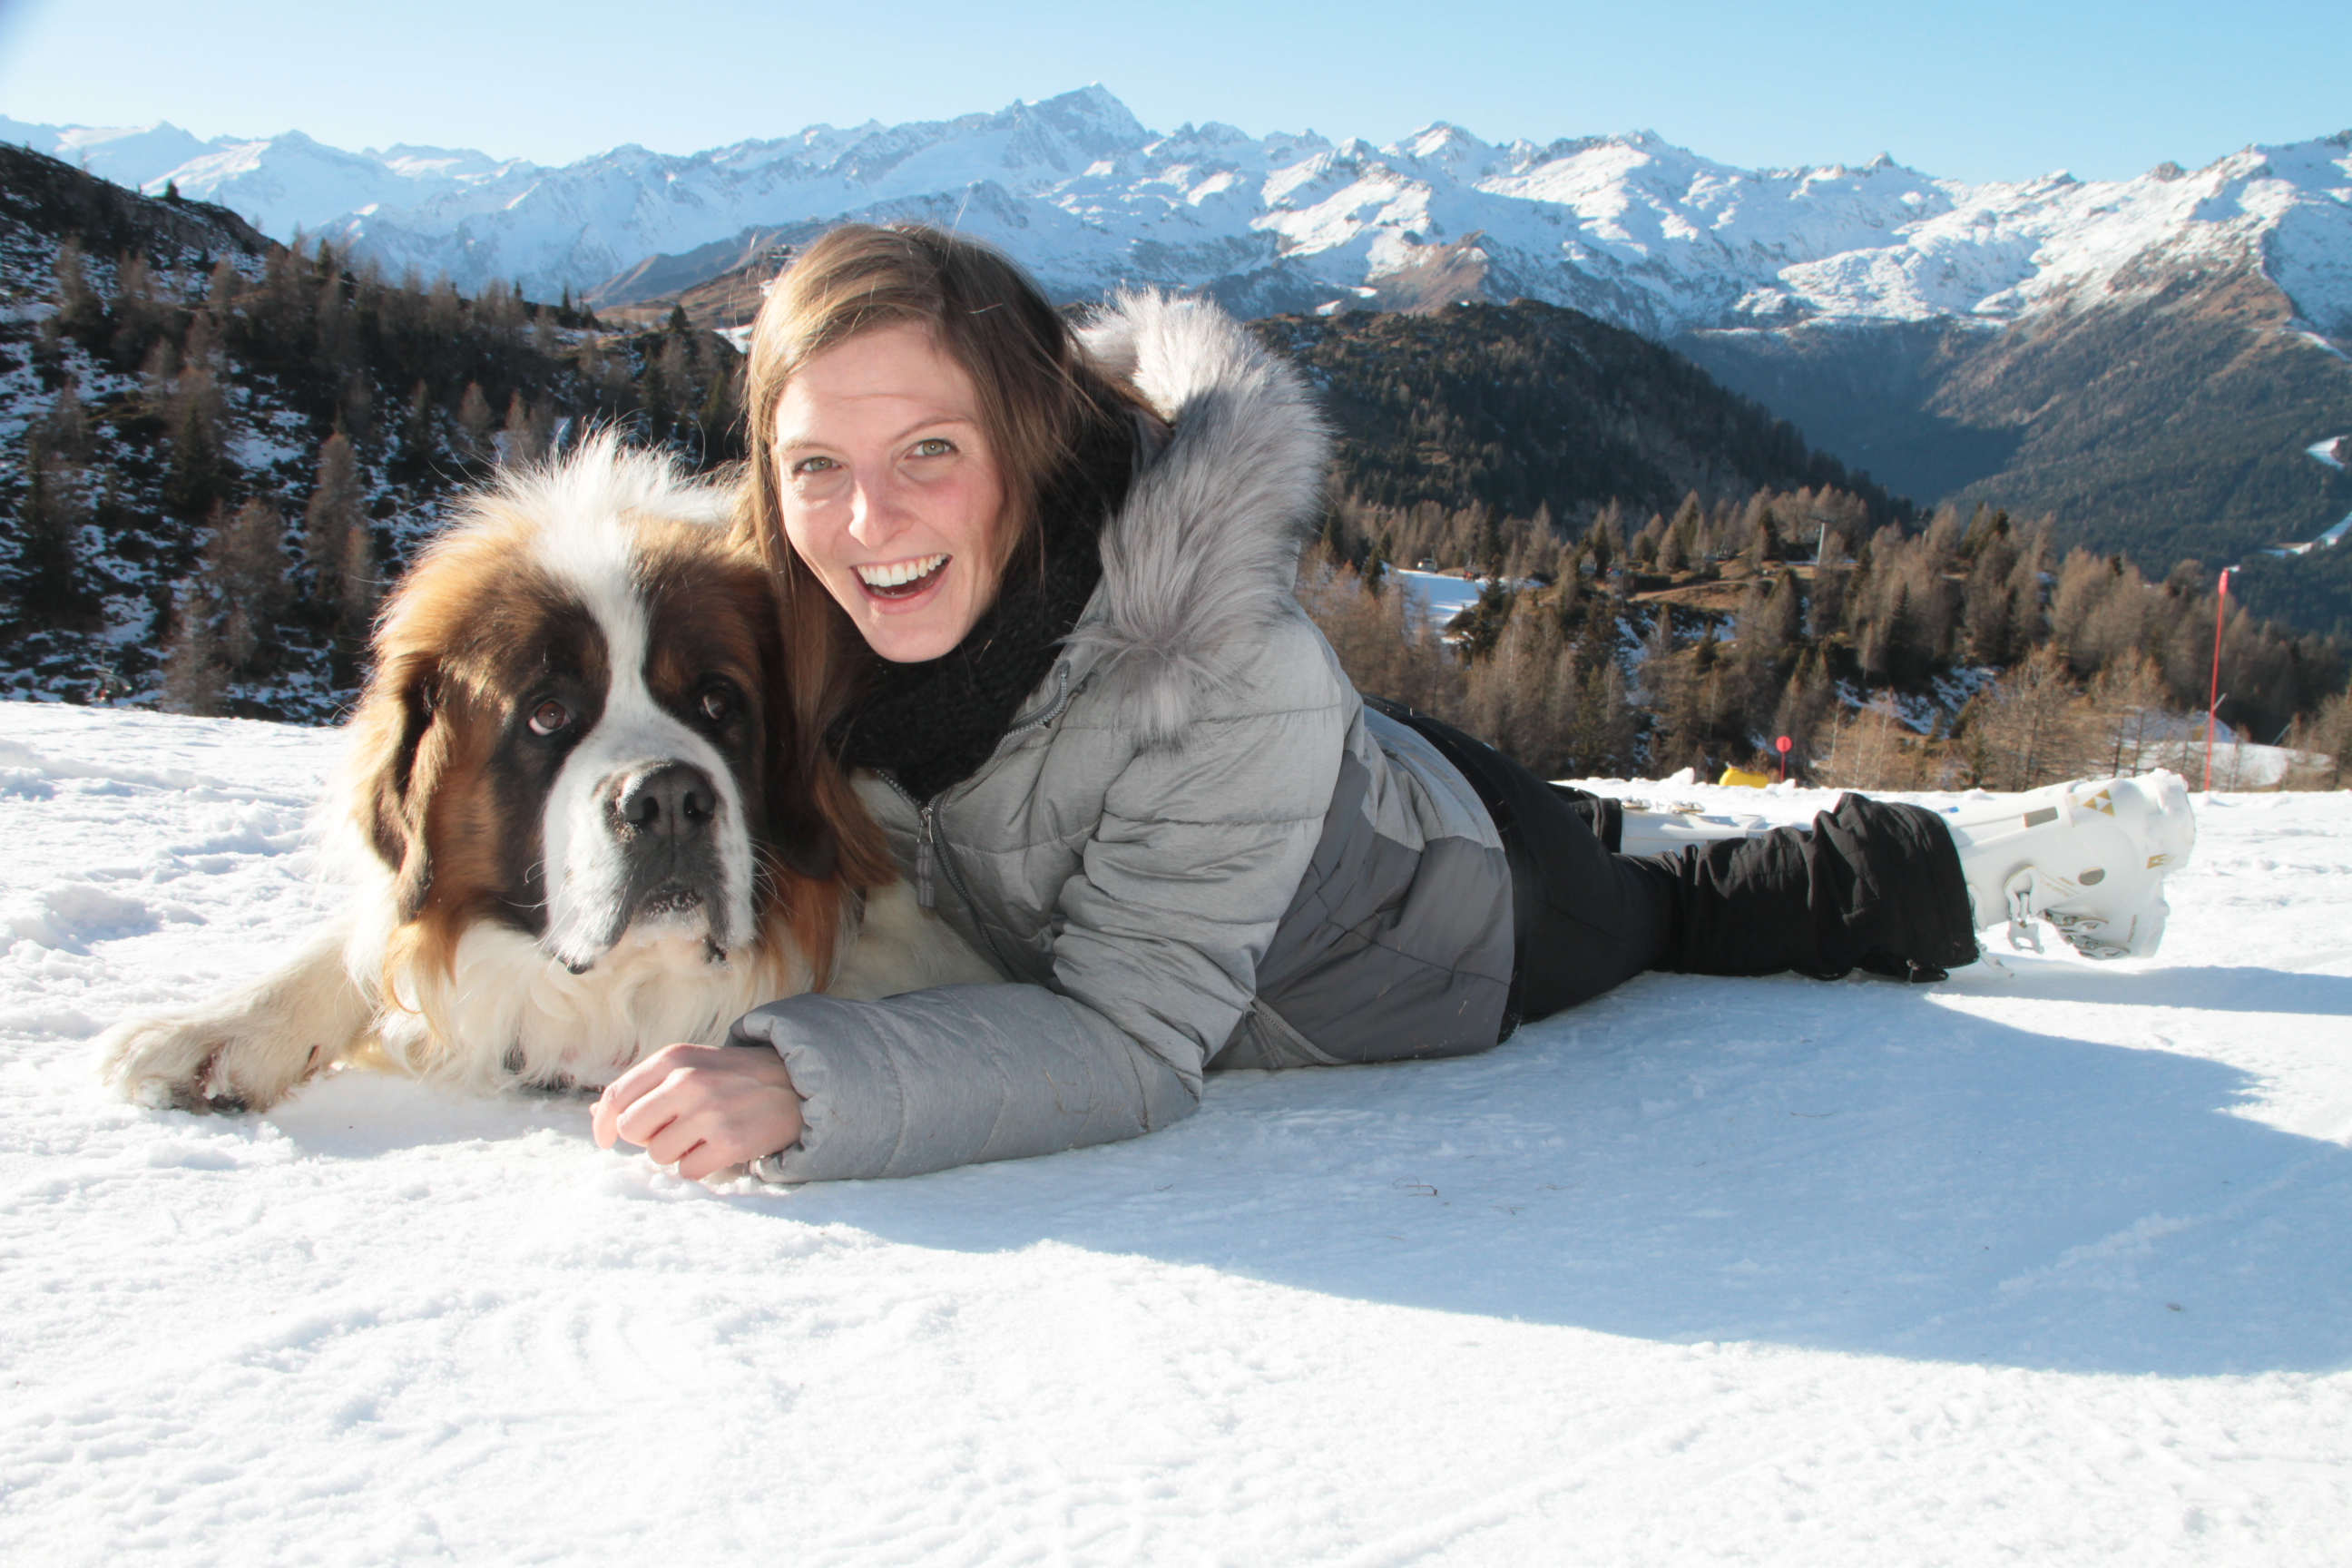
[{"xmin": 884, "ymin": 662, "xmax": 1074, "ymax": 910}]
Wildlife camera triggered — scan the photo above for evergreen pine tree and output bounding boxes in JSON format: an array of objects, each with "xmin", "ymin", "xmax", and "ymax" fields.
[
  {"xmin": 1861, "ymin": 581, "xmax": 1914, "ymax": 685},
  {"xmin": 500, "ymin": 392, "xmax": 541, "ymax": 466},
  {"xmin": 203, "ymin": 497, "xmax": 291, "ymax": 672},
  {"xmin": 41, "ymin": 370, "xmax": 91, "ymax": 462},
  {"xmin": 161, "ymin": 588, "xmax": 229, "ymax": 716},
  {"xmin": 1583, "ymin": 509, "xmax": 1616, "ymax": 580},
  {"xmin": 2084, "ymin": 656, "xmax": 2172, "ymax": 777},
  {"xmin": 314, "ymin": 270, "xmax": 358, "ymax": 376},
  {"xmin": 455, "ymin": 381, "xmax": 496, "ymax": 463},
  {"xmin": 333, "ymin": 516, "xmax": 381, "ymax": 690},
  {"xmin": 303, "ymin": 433, "xmax": 363, "ymax": 613},
  {"xmin": 1769, "ymin": 649, "xmax": 1833, "ymax": 775},
  {"xmin": 2305, "ymin": 687, "xmax": 2352, "ymax": 789},
  {"xmin": 53, "ymin": 240, "xmax": 103, "ymax": 339},
  {"xmin": 109, "ymin": 250, "xmax": 170, "ymax": 366},
  {"xmin": 12, "ymin": 434, "xmax": 89, "ymax": 619},
  {"xmin": 697, "ymin": 358, "xmax": 742, "ymax": 459},
  {"xmin": 1962, "ymin": 647, "xmax": 2088, "ymax": 790},
  {"xmin": 393, "ymin": 379, "xmax": 437, "ymax": 482},
  {"xmin": 161, "ymin": 388, "xmax": 231, "ymax": 522}
]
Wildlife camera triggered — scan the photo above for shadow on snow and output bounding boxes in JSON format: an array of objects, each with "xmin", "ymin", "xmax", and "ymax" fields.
[
  {"xmin": 253, "ymin": 962, "xmax": 2352, "ymax": 1378},
  {"xmin": 741, "ymin": 967, "xmax": 2352, "ymax": 1378}
]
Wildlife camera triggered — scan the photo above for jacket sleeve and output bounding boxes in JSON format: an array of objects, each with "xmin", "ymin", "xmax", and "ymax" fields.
[{"xmin": 733, "ymin": 640, "xmax": 1348, "ymax": 1183}]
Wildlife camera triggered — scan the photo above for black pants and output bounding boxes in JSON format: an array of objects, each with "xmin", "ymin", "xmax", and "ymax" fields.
[{"xmin": 1366, "ymin": 700, "xmax": 1980, "ymax": 1034}]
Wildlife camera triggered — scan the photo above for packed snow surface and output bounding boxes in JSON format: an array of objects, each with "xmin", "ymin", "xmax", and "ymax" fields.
[
  {"xmin": 1392, "ymin": 567, "xmax": 1486, "ymax": 627},
  {"xmin": 4, "ymin": 701, "xmax": 2349, "ymax": 1566}
]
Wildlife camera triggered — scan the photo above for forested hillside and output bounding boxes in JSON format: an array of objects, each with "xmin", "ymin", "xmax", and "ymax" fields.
[
  {"xmin": 0, "ymin": 144, "xmax": 742, "ymax": 720},
  {"xmin": 1300, "ymin": 495, "xmax": 2348, "ymax": 792},
  {"xmin": 1681, "ymin": 267, "xmax": 2352, "ymax": 637},
  {"xmin": 1254, "ymin": 301, "xmax": 1913, "ymax": 534},
  {"xmin": 3, "ymin": 142, "xmax": 2345, "ymax": 785},
  {"xmin": 1265, "ymin": 295, "xmax": 2345, "ymax": 788}
]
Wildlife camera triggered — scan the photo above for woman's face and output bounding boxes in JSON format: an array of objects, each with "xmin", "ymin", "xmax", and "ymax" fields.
[{"xmin": 773, "ymin": 323, "xmax": 1007, "ymax": 664}]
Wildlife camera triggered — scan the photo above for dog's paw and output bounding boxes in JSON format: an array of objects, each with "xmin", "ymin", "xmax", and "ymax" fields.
[{"xmin": 95, "ymin": 1014, "xmax": 319, "ymax": 1113}]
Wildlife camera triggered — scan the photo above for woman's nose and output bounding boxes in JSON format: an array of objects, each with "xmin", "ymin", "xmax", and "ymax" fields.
[{"xmin": 845, "ymin": 473, "xmax": 910, "ymax": 546}]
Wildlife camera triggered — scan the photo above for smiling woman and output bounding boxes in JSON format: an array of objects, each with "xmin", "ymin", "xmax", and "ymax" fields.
[
  {"xmin": 586, "ymin": 222, "xmax": 2185, "ymax": 1188},
  {"xmin": 770, "ymin": 323, "xmax": 1010, "ymax": 664},
  {"xmin": 733, "ymin": 226, "xmax": 1150, "ymax": 765}
]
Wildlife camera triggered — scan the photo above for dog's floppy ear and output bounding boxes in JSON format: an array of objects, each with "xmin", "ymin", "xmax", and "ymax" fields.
[
  {"xmin": 789, "ymin": 735, "xmax": 898, "ymax": 891},
  {"xmin": 773, "ymin": 790, "xmax": 839, "ymax": 882},
  {"xmin": 762, "ymin": 689, "xmax": 839, "ymax": 882},
  {"xmin": 347, "ymin": 649, "xmax": 449, "ymax": 921}
]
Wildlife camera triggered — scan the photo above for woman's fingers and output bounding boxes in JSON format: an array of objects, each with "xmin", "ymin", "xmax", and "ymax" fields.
[
  {"xmin": 593, "ymin": 1042, "xmax": 703, "ymax": 1148},
  {"xmin": 671, "ymin": 1140, "xmax": 737, "ymax": 1183},
  {"xmin": 593, "ymin": 1043, "xmax": 804, "ymax": 1179},
  {"xmin": 613, "ymin": 1056, "xmax": 713, "ymax": 1152},
  {"xmin": 639, "ymin": 1112, "xmax": 708, "ymax": 1170}
]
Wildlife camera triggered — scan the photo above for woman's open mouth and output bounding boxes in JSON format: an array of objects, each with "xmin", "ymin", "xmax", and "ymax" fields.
[{"xmin": 855, "ymin": 554, "xmax": 949, "ymax": 602}]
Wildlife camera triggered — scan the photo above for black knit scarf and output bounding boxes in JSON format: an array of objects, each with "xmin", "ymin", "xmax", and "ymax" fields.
[{"xmin": 828, "ymin": 412, "xmax": 1138, "ymax": 801}]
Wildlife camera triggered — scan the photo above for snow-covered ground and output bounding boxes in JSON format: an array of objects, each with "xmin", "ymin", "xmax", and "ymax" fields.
[
  {"xmin": 1392, "ymin": 567, "xmax": 1486, "ymax": 629},
  {"xmin": 4, "ymin": 700, "xmax": 2349, "ymax": 1566}
]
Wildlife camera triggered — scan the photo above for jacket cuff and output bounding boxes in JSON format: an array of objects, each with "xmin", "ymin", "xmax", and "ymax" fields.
[{"xmin": 729, "ymin": 992, "xmax": 910, "ymax": 1182}]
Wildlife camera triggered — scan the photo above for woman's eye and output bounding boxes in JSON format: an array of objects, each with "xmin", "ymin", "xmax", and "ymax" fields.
[
  {"xmin": 909, "ymin": 437, "xmax": 955, "ymax": 458},
  {"xmin": 529, "ymin": 700, "xmax": 570, "ymax": 737},
  {"xmin": 790, "ymin": 456, "xmax": 838, "ymax": 477},
  {"xmin": 700, "ymin": 690, "xmax": 730, "ymax": 722}
]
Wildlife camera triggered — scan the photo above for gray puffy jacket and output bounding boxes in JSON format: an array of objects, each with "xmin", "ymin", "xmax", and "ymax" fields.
[{"xmin": 735, "ymin": 293, "xmax": 1512, "ymax": 1182}]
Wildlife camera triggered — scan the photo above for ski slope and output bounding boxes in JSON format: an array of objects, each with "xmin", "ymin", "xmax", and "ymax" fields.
[{"xmin": 2, "ymin": 700, "xmax": 2348, "ymax": 1566}]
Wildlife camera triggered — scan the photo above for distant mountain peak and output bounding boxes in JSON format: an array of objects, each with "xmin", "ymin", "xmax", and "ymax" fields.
[{"xmin": 8, "ymin": 90, "xmax": 2348, "ymax": 352}]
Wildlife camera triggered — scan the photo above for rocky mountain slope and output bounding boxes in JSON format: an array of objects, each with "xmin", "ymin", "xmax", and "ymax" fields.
[{"xmin": 1681, "ymin": 264, "xmax": 2352, "ymax": 571}]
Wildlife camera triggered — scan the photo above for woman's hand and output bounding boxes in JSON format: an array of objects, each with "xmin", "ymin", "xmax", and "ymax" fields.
[{"xmin": 592, "ymin": 1043, "xmax": 804, "ymax": 1181}]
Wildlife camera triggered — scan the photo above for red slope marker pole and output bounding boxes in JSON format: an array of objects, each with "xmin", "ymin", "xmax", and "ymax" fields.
[
  {"xmin": 2203, "ymin": 566, "xmax": 2231, "ymax": 792},
  {"xmin": 1776, "ymin": 733, "xmax": 1792, "ymax": 783}
]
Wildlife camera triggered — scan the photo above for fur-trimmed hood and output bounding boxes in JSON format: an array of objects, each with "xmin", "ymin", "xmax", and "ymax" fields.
[{"xmin": 1067, "ymin": 292, "xmax": 1330, "ymax": 746}]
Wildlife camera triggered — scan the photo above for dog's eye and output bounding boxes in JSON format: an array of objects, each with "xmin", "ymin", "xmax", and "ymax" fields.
[
  {"xmin": 700, "ymin": 689, "xmax": 730, "ymax": 723},
  {"xmin": 529, "ymin": 700, "xmax": 570, "ymax": 736}
]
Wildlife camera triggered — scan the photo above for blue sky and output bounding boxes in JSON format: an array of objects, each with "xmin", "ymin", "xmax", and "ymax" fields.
[{"xmin": 0, "ymin": 0, "xmax": 2342, "ymax": 182}]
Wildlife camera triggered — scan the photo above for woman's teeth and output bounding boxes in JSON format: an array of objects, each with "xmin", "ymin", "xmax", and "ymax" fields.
[{"xmin": 856, "ymin": 554, "xmax": 948, "ymax": 598}]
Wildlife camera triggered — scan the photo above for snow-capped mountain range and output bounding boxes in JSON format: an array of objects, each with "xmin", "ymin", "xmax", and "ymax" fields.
[{"xmin": 7, "ymin": 87, "xmax": 2349, "ymax": 343}]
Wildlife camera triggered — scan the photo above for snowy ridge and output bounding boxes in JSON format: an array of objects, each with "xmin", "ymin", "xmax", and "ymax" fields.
[
  {"xmin": 8, "ymin": 93, "xmax": 2349, "ymax": 341},
  {"xmin": 4, "ymin": 702, "xmax": 2349, "ymax": 1562}
]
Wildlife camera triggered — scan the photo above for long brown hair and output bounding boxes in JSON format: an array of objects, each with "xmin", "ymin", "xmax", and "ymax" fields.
[{"xmin": 733, "ymin": 223, "xmax": 1144, "ymax": 752}]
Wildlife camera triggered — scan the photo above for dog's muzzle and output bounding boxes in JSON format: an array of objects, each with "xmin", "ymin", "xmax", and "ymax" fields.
[{"xmin": 560, "ymin": 760, "xmax": 736, "ymax": 969}]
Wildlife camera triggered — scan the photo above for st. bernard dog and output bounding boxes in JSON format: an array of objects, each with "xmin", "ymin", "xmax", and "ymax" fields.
[{"xmin": 98, "ymin": 435, "xmax": 992, "ymax": 1112}]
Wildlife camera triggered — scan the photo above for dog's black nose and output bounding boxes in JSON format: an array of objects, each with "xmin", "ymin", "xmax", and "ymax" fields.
[{"xmin": 618, "ymin": 763, "xmax": 717, "ymax": 839}]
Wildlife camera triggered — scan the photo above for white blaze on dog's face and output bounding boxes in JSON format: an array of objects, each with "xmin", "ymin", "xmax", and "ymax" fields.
[
  {"xmin": 533, "ymin": 510, "xmax": 759, "ymax": 970},
  {"xmin": 352, "ymin": 443, "xmax": 836, "ymax": 983}
]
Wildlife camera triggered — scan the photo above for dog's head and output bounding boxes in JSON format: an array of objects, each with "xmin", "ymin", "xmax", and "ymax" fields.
[{"xmin": 343, "ymin": 434, "xmax": 885, "ymax": 982}]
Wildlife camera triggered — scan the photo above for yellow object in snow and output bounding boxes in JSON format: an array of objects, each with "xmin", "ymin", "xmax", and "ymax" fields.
[{"xmin": 1718, "ymin": 766, "xmax": 1773, "ymax": 789}]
